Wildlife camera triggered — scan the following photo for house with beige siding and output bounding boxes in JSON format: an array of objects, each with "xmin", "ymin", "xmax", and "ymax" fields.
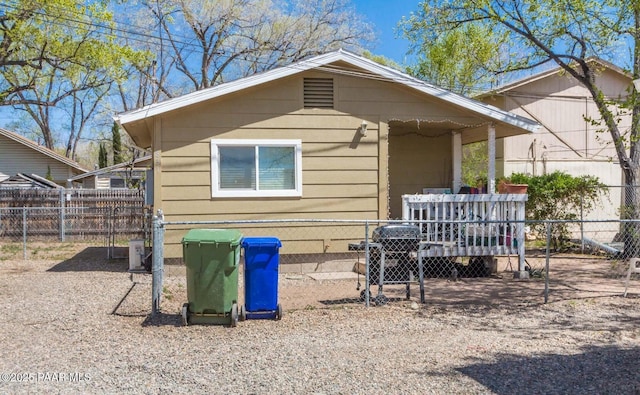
[
  {"xmin": 116, "ymin": 50, "xmax": 539, "ymax": 262},
  {"xmin": 0, "ymin": 128, "xmax": 87, "ymax": 187},
  {"xmin": 478, "ymin": 59, "xmax": 632, "ymax": 226}
]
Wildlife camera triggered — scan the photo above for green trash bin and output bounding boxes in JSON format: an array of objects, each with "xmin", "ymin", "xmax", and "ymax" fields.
[{"xmin": 181, "ymin": 229, "xmax": 242, "ymax": 326}]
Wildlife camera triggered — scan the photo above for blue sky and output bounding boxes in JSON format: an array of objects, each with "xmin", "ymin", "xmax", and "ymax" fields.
[
  {"xmin": 351, "ymin": 0, "xmax": 419, "ymax": 65},
  {"xmin": 0, "ymin": 1, "xmax": 422, "ymax": 142}
]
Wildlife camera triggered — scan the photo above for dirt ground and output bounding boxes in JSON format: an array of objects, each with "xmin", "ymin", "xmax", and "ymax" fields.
[
  {"xmin": 2, "ymin": 242, "xmax": 634, "ymax": 316},
  {"xmin": 2, "ymin": 242, "xmax": 640, "ymax": 393}
]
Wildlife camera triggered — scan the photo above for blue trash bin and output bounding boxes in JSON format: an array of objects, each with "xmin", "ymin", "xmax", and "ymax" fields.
[{"xmin": 241, "ymin": 237, "xmax": 282, "ymax": 320}]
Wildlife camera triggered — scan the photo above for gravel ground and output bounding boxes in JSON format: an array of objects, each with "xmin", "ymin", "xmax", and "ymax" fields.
[{"xmin": 1, "ymin": 244, "xmax": 640, "ymax": 394}]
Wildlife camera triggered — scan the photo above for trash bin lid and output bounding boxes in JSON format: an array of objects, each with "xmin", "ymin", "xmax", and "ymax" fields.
[
  {"xmin": 241, "ymin": 237, "xmax": 282, "ymax": 249},
  {"xmin": 182, "ymin": 229, "xmax": 243, "ymax": 245}
]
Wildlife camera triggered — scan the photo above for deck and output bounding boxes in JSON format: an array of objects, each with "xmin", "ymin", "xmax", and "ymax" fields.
[{"xmin": 401, "ymin": 193, "xmax": 528, "ymax": 272}]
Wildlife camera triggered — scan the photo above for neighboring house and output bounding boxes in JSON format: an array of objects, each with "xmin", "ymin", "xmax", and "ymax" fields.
[
  {"xmin": 478, "ymin": 59, "xmax": 632, "ymax": 224},
  {"xmin": 68, "ymin": 155, "xmax": 151, "ymax": 190},
  {"xmin": 116, "ymin": 49, "xmax": 539, "ymax": 261},
  {"xmin": 0, "ymin": 128, "xmax": 87, "ymax": 187}
]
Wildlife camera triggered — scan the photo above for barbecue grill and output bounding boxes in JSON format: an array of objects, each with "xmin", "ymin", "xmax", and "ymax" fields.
[
  {"xmin": 368, "ymin": 224, "xmax": 421, "ymax": 305},
  {"xmin": 372, "ymin": 224, "xmax": 421, "ymax": 250}
]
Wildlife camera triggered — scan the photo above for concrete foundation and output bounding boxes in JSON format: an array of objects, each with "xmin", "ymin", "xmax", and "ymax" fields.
[
  {"xmin": 279, "ymin": 259, "xmax": 356, "ymax": 274},
  {"xmin": 513, "ymin": 270, "xmax": 530, "ymax": 279}
]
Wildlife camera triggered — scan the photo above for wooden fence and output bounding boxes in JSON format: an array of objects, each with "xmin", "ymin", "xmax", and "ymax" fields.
[{"xmin": 0, "ymin": 189, "xmax": 147, "ymax": 241}]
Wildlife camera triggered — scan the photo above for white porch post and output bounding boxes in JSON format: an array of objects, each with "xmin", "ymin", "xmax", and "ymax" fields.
[
  {"xmin": 452, "ymin": 131, "xmax": 462, "ymax": 194},
  {"xmin": 488, "ymin": 123, "xmax": 528, "ymax": 277},
  {"xmin": 488, "ymin": 123, "xmax": 496, "ymax": 194}
]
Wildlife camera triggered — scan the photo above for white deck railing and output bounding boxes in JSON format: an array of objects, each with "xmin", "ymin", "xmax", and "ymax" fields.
[{"xmin": 402, "ymin": 194, "xmax": 527, "ymax": 269}]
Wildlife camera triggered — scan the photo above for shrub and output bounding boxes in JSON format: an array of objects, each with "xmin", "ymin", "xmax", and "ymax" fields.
[{"xmin": 509, "ymin": 171, "xmax": 608, "ymax": 249}]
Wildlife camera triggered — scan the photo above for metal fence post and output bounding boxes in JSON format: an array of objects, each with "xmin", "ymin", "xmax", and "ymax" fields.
[
  {"xmin": 364, "ymin": 221, "xmax": 370, "ymax": 307},
  {"xmin": 152, "ymin": 209, "xmax": 165, "ymax": 316},
  {"xmin": 22, "ymin": 207, "xmax": 27, "ymax": 260},
  {"xmin": 545, "ymin": 221, "xmax": 551, "ymax": 303},
  {"xmin": 580, "ymin": 193, "xmax": 584, "ymax": 254},
  {"xmin": 59, "ymin": 189, "xmax": 66, "ymax": 242}
]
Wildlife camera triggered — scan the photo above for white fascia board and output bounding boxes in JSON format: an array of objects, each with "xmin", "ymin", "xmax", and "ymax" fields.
[
  {"xmin": 116, "ymin": 49, "xmax": 539, "ymax": 133},
  {"xmin": 318, "ymin": 51, "xmax": 540, "ymax": 133},
  {"xmin": 116, "ymin": 52, "xmax": 346, "ymax": 125}
]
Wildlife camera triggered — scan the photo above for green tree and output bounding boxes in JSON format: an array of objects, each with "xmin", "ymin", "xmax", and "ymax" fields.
[
  {"xmin": 462, "ymin": 142, "xmax": 488, "ymax": 187},
  {"xmin": 401, "ymin": 22, "xmax": 507, "ymax": 95},
  {"xmin": 45, "ymin": 165, "xmax": 52, "ymax": 181},
  {"xmin": 1, "ymin": 0, "xmax": 152, "ymax": 152},
  {"xmin": 98, "ymin": 143, "xmax": 108, "ymax": 169},
  {"xmin": 402, "ymin": 0, "xmax": 640, "ymax": 255},
  {"xmin": 112, "ymin": 122, "xmax": 123, "ymax": 165},
  {"xmin": 361, "ymin": 51, "xmax": 402, "ymax": 71}
]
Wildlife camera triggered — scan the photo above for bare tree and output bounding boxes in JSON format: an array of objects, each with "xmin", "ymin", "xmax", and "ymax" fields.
[{"xmin": 121, "ymin": 0, "xmax": 374, "ymax": 100}]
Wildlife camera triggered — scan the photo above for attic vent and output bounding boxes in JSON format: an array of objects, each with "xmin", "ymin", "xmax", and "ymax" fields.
[{"xmin": 304, "ymin": 78, "xmax": 334, "ymax": 108}]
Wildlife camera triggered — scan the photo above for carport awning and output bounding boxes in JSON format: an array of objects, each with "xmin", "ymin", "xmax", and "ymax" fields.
[{"xmin": 388, "ymin": 118, "xmax": 534, "ymax": 144}]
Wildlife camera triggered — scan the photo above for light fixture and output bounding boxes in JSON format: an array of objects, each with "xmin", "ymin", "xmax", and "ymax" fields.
[
  {"xmin": 634, "ymin": 78, "xmax": 640, "ymax": 92},
  {"xmin": 359, "ymin": 120, "xmax": 367, "ymax": 136}
]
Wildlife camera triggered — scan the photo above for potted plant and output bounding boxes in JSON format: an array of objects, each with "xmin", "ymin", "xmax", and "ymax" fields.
[{"xmin": 498, "ymin": 177, "xmax": 528, "ymax": 194}]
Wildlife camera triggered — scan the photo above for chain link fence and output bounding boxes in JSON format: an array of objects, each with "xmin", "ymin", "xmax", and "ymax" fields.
[
  {"xmin": 2, "ymin": 186, "xmax": 640, "ymax": 316},
  {"xmin": 0, "ymin": 206, "xmax": 150, "ymax": 260},
  {"xmin": 148, "ymin": 214, "xmax": 640, "ymax": 315}
]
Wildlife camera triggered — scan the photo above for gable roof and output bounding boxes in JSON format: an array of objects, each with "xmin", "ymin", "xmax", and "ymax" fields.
[
  {"xmin": 0, "ymin": 173, "xmax": 63, "ymax": 189},
  {"xmin": 115, "ymin": 49, "xmax": 539, "ymax": 147},
  {"xmin": 0, "ymin": 128, "xmax": 88, "ymax": 173},
  {"xmin": 480, "ymin": 57, "xmax": 631, "ymax": 96}
]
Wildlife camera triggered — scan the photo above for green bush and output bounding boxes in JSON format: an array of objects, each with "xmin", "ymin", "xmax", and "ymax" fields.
[{"xmin": 509, "ymin": 171, "xmax": 608, "ymax": 249}]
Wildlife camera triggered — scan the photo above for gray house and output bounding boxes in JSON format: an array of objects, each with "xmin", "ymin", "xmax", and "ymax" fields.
[{"xmin": 0, "ymin": 128, "xmax": 87, "ymax": 187}]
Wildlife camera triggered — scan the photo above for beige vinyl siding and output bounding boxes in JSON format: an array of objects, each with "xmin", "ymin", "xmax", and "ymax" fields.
[
  {"xmin": 337, "ymin": 72, "xmax": 477, "ymax": 122},
  {"xmin": 0, "ymin": 134, "xmax": 76, "ymax": 185},
  {"xmin": 163, "ymin": 223, "xmax": 367, "ymax": 258},
  {"xmin": 162, "ymin": 184, "xmax": 377, "ymax": 200},
  {"xmin": 497, "ymin": 69, "xmax": 627, "ymax": 165},
  {"xmin": 163, "ymin": 198, "xmax": 378, "ymax": 216},
  {"xmin": 156, "ymin": 69, "xmax": 461, "ymax": 258},
  {"xmin": 95, "ymin": 177, "xmax": 111, "ymax": 189},
  {"xmin": 163, "ymin": 211, "xmax": 378, "ymax": 222},
  {"xmin": 481, "ymin": 67, "xmax": 627, "ymax": 224}
]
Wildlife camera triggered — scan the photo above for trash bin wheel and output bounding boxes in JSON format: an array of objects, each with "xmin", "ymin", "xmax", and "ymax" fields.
[
  {"xmin": 181, "ymin": 303, "xmax": 189, "ymax": 326},
  {"xmin": 239, "ymin": 305, "xmax": 246, "ymax": 322},
  {"xmin": 230, "ymin": 303, "xmax": 239, "ymax": 328},
  {"xmin": 374, "ymin": 294, "xmax": 389, "ymax": 306},
  {"xmin": 275, "ymin": 303, "xmax": 283, "ymax": 321}
]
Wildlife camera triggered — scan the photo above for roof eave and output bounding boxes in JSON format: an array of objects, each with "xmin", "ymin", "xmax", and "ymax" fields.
[
  {"xmin": 479, "ymin": 57, "xmax": 631, "ymax": 97},
  {"xmin": 116, "ymin": 49, "xmax": 539, "ymax": 134},
  {"xmin": 0, "ymin": 128, "xmax": 88, "ymax": 172}
]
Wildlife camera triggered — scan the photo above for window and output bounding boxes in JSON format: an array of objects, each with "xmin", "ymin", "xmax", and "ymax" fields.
[{"xmin": 211, "ymin": 139, "xmax": 302, "ymax": 197}]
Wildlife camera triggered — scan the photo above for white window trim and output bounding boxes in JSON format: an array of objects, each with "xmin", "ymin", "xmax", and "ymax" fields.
[{"xmin": 211, "ymin": 139, "xmax": 303, "ymax": 198}]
